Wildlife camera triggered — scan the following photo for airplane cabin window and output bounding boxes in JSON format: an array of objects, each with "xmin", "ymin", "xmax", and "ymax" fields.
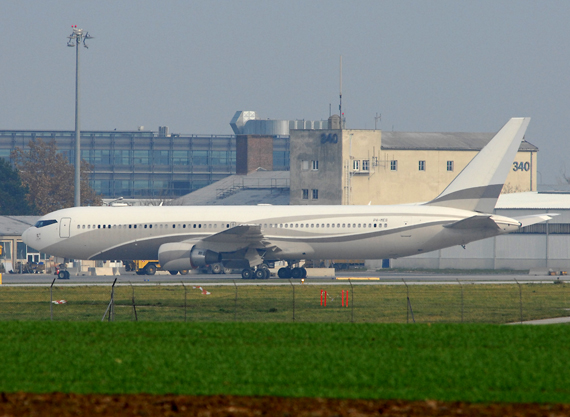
[
  {"xmin": 77, "ymin": 225, "xmax": 80, "ymax": 229},
  {"xmin": 98, "ymin": 225, "xmax": 101, "ymax": 229},
  {"xmin": 134, "ymin": 225, "xmax": 137, "ymax": 229},
  {"xmin": 384, "ymin": 223, "xmax": 387, "ymax": 228},
  {"xmin": 347, "ymin": 224, "xmax": 350, "ymax": 228}
]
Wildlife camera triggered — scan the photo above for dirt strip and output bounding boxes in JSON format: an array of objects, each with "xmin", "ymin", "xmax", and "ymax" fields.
[{"xmin": 1, "ymin": 393, "xmax": 570, "ymax": 416}]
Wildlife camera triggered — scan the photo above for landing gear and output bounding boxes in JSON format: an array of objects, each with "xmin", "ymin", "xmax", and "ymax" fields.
[
  {"xmin": 211, "ymin": 263, "xmax": 223, "ymax": 274},
  {"xmin": 254, "ymin": 267, "xmax": 270, "ymax": 279},
  {"xmin": 278, "ymin": 266, "xmax": 306, "ymax": 279},
  {"xmin": 278, "ymin": 267, "xmax": 291, "ymax": 278},
  {"xmin": 169, "ymin": 270, "xmax": 178, "ymax": 275},
  {"xmin": 242, "ymin": 264, "xmax": 270, "ymax": 279}
]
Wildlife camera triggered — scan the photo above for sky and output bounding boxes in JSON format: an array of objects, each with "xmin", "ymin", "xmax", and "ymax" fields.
[{"xmin": 1, "ymin": 1, "xmax": 569, "ymax": 184}]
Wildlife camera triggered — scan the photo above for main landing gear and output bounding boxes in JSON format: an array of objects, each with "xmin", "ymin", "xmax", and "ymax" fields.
[
  {"xmin": 277, "ymin": 266, "xmax": 307, "ymax": 279},
  {"xmin": 241, "ymin": 264, "xmax": 270, "ymax": 279}
]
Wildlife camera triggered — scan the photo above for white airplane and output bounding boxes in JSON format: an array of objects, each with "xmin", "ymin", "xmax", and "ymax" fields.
[{"xmin": 22, "ymin": 117, "xmax": 552, "ymax": 279}]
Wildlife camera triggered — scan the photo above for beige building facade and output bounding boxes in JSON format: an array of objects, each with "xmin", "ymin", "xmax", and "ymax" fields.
[{"xmin": 290, "ymin": 128, "xmax": 537, "ymax": 206}]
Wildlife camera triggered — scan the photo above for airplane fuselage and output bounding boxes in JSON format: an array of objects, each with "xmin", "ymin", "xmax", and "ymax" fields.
[{"xmin": 23, "ymin": 204, "xmax": 520, "ymax": 262}]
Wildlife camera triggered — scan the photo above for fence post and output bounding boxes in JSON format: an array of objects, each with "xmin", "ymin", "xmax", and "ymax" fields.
[
  {"xmin": 514, "ymin": 278, "xmax": 523, "ymax": 324},
  {"xmin": 233, "ymin": 280, "xmax": 238, "ymax": 322},
  {"xmin": 50, "ymin": 278, "xmax": 55, "ymax": 321},
  {"xmin": 289, "ymin": 279, "xmax": 295, "ymax": 321},
  {"xmin": 349, "ymin": 279, "xmax": 354, "ymax": 323},
  {"xmin": 102, "ymin": 278, "xmax": 117, "ymax": 322},
  {"xmin": 110, "ymin": 278, "xmax": 117, "ymax": 322},
  {"xmin": 182, "ymin": 282, "xmax": 187, "ymax": 322},
  {"xmin": 402, "ymin": 278, "xmax": 415, "ymax": 323},
  {"xmin": 130, "ymin": 281, "xmax": 137, "ymax": 322},
  {"xmin": 456, "ymin": 278, "xmax": 464, "ymax": 323}
]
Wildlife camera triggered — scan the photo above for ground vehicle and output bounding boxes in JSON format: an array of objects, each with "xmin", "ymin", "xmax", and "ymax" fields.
[{"xmin": 123, "ymin": 260, "xmax": 188, "ymax": 276}]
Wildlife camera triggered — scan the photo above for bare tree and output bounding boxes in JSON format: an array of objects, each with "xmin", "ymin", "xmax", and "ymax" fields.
[{"xmin": 11, "ymin": 138, "xmax": 102, "ymax": 214}]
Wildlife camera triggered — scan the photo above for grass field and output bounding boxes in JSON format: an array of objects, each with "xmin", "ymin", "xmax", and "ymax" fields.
[
  {"xmin": 1, "ymin": 282, "xmax": 569, "ymax": 323},
  {"xmin": 1, "ymin": 322, "xmax": 570, "ymax": 404}
]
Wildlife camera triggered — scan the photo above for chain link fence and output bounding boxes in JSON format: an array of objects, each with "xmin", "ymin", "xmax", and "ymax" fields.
[{"xmin": 1, "ymin": 280, "xmax": 569, "ymax": 323}]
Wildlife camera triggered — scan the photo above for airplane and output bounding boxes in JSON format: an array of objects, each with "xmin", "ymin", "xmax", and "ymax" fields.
[{"xmin": 22, "ymin": 117, "xmax": 553, "ymax": 279}]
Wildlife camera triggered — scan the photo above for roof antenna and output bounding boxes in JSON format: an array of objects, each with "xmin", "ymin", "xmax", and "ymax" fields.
[{"xmin": 339, "ymin": 55, "xmax": 343, "ymax": 127}]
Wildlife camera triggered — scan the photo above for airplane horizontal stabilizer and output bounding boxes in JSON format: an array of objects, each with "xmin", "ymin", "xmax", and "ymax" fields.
[
  {"xmin": 427, "ymin": 117, "xmax": 530, "ymax": 213},
  {"xmin": 511, "ymin": 213, "xmax": 558, "ymax": 227}
]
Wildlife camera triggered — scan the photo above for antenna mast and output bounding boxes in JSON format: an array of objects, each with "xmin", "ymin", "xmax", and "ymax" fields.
[{"xmin": 339, "ymin": 55, "xmax": 342, "ymax": 124}]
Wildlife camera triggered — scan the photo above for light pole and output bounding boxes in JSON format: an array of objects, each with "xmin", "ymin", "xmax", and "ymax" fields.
[{"xmin": 67, "ymin": 26, "xmax": 93, "ymax": 207}]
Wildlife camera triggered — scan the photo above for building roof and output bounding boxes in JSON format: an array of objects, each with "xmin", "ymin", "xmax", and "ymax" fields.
[
  {"xmin": 175, "ymin": 170, "xmax": 290, "ymax": 206},
  {"xmin": 381, "ymin": 132, "xmax": 538, "ymax": 152},
  {"xmin": 496, "ymin": 192, "xmax": 570, "ymax": 210},
  {"xmin": 0, "ymin": 216, "xmax": 39, "ymax": 236}
]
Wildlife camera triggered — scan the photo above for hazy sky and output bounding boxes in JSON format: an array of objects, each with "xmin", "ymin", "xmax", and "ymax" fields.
[{"xmin": 1, "ymin": 1, "xmax": 569, "ymax": 184}]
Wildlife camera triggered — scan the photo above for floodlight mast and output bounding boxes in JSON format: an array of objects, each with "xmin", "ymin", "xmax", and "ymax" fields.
[{"xmin": 67, "ymin": 26, "xmax": 93, "ymax": 207}]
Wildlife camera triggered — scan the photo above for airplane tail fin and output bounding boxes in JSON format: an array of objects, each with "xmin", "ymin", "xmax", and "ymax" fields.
[{"xmin": 426, "ymin": 117, "xmax": 530, "ymax": 213}]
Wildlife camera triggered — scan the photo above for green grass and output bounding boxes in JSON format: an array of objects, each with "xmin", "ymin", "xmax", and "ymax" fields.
[
  {"xmin": 1, "ymin": 322, "xmax": 570, "ymax": 403},
  {"xmin": 1, "ymin": 282, "xmax": 569, "ymax": 323}
]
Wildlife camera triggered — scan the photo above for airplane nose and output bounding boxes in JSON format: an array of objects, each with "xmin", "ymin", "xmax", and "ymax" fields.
[{"xmin": 22, "ymin": 227, "xmax": 33, "ymax": 246}]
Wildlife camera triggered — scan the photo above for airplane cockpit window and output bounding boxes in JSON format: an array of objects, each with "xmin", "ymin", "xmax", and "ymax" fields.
[{"xmin": 34, "ymin": 219, "xmax": 58, "ymax": 228}]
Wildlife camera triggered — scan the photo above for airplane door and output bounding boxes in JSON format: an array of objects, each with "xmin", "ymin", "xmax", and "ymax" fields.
[{"xmin": 59, "ymin": 217, "xmax": 71, "ymax": 238}]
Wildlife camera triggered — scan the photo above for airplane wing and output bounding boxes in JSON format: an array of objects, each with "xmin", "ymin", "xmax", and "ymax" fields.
[{"xmin": 200, "ymin": 224, "xmax": 277, "ymax": 253}]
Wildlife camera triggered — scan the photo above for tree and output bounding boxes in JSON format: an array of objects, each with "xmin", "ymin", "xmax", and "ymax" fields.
[
  {"xmin": 0, "ymin": 158, "xmax": 37, "ymax": 215},
  {"xmin": 11, "ymin": 138, "xmax": 102, "ymax": 214}
]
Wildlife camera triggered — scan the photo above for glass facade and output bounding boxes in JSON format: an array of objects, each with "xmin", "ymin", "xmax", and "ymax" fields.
[{"xmin": 0, "ymin": 130, "xmax": 290, "ymax": 198}]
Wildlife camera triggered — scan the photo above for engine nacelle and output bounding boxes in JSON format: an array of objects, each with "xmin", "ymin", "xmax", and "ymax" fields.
[{"xmin": 158, "ymin": 242, "xmax": 221, "ymax": 271}]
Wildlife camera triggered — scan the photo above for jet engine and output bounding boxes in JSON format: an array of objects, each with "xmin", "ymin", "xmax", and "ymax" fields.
[{"xmin": 158, "ymin": 242, "xmax": 221, "ymax": 271}]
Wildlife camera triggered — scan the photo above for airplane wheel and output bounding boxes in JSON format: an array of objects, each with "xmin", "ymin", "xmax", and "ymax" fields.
[
  {"xmin": 180, "ymin": 270, "xmax": 189, "ymax": 275},
  {"xmin": 169, "ymin": 270, "xmax": 178, "ymax": 275},
  {"xmin": 241, "ymin": 269, "xmax": 253, "ymax": 279},
  {"xmin": 58, "ymin": 271, "xmax": 66, "ymax": 279},
  {"xmin": 278, "ymin": 267, "xmax": 291, "ymax": 279},
  {"xmin": 254, "ymin": 268, "xmax": 270, "ymax": 279},
  {"xmin": 211, "ymin": 263, "xmax": 223, "ymax": 274},
  {"xmin": 145, "ymin": 263, "xmax": 157, "ymax": 275},
  {"xmin": 223, "ymin": 267, "xmax": 232, "ymax": 274},
  {"xmin": 291, "ymin": 267, "xmax": 303, "ymax": 279},
  {"xmin": 64, "ymin": 271, "xmax": 70, "ymax": 279}
]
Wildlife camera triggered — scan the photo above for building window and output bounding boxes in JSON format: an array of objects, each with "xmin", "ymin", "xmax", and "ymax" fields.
[
  {"xmin": 362, "ymin": 160, "xmax": 369, "ymax": 171},
  {"xmin": 390, "ymin": 160, "xmax": 397, "ymax": 171},
  {"xmin": 311, "ymin": 160, "xmax": 319, "ymax": 170},
  {"xmin": 302, "ymin": 189, "xmax": 309, "ymax": 199},
  {"xmin": 419, "ymin": 160, "xmax": 426, "ymax": 171},
  {"xmin": 302, "ymin": 160, "xmax": 309, "ymax": 170},
  {"xmin": 447, "ymin": 161, "xmax": 454, "ymax": 171},
  {"xmin": 312, "ymin": 189, "xmax": 319, "ymax": 199},
  {"xmin": 353, "ymin": 160, "xmax": 359, "ymax": 171}
]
